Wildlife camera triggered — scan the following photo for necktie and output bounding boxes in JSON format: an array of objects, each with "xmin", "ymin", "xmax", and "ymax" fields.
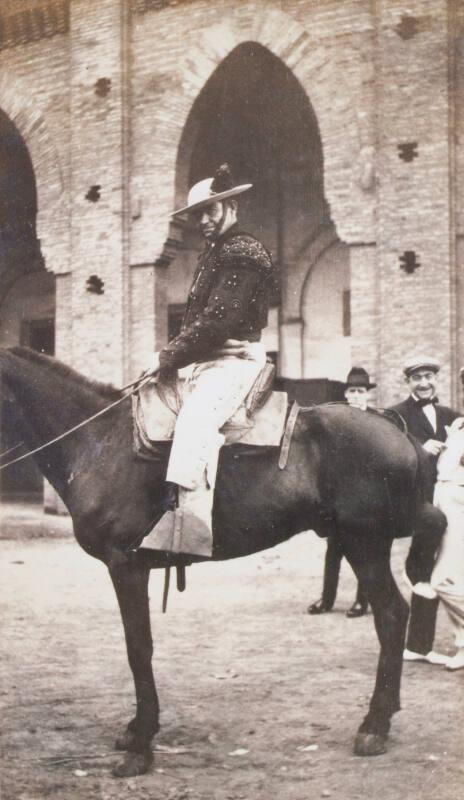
[{"xmin": 415, "ymin": 397, "xmax": 439, "ymax": 408}]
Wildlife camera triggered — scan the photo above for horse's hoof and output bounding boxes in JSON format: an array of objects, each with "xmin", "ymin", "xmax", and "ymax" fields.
[
  {"xmin": 115, "ymin": 730, "xmax": 138, "ymax": 751},
  {"xmin": 354, "ymin": 732, "xmax": 388, "ymax": 756},
  {"xmin": 112, "ymin": 750, "xmax": 153, "ymax": 778}
]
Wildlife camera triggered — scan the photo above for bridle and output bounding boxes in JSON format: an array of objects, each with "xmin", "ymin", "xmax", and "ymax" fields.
[{"xmin": 0, "ymin": 372, "xmax": 155, "ymax": 472}]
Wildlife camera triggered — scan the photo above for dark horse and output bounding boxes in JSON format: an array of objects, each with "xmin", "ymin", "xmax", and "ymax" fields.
[{"xmin": 0, "ymin": 347, "xmax": 445, "ymax": 777}]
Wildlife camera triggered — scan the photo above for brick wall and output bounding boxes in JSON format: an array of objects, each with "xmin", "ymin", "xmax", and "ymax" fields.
[
  {"xmin": 373, "ymin": 0, "xmax": 454, "ymax": 405},
  {"xmin": 0, "ymin": 0, "xmax": 461, "ymax": 408}
]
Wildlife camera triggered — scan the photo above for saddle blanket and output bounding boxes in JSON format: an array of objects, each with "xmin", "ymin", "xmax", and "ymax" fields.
[{"xmin": 133, "ymin": 379, "xmax": 288, "ymax": 451}]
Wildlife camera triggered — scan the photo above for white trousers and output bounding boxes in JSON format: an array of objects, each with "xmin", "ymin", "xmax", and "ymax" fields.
[
  {"xmin": 431, "ymin": 481, "xmax": 464, "ymax": 648},
  {"xmin": 166, "ymin": 342, "xmax": 267, "ymax": 491}
]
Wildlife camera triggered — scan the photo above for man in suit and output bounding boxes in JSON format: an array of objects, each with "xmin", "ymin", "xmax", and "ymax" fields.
[
  {"xmin": 389, "ymin": 356, "xmax": 460, "ymax": 665},
  {"xmin": 307, "ymin": 367, "xmax": 373, "ymax": 618}
]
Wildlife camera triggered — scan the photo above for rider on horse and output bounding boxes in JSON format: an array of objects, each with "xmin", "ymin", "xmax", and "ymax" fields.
[{"xmin": 148, "ymin": 164, "xmax": 274, "ymax": 556}]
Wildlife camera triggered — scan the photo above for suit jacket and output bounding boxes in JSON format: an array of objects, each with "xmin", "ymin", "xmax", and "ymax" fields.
[
  {"xmin": 388, "ymin": 395, "xmax": 460, "ymax": 445},
  {"xmin": 388, "ymin": 396, "xmax": 460, "ymax": 499}
]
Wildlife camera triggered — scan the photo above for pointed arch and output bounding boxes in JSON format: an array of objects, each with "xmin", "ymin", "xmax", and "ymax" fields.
[
  {"xmin": 0, "ymin": 71, "xmax": 68, "ymax": 275},
  {"xmin": 143, "ymin": 5, "xmax": 375, "ymax": 264}
]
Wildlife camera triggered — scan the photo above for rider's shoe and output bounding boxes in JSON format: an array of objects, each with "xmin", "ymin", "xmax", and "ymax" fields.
[
  {"xmin": 346, "ymin": 601, "xmax": 368, "ymax": 618},
  {"xmin": 307, "ymin": 599, "xmax": 333, "ymax": 615}
]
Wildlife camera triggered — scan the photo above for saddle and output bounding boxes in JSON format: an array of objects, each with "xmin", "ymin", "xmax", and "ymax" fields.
[{"xmin": 133, "ymin": 360, "xmax": 288, "ymax": 456}]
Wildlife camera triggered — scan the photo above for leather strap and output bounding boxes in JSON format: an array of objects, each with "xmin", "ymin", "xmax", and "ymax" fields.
[
  {"xmin": 162, "ymin": 567, "xmax": 171, "ymax": 613},
  {"xmin": 176, "ymin": 565, "xmax": 187, "ymax": 592},
  {"xmin": 279, "ymin": 401, "xmax": 300, "ymax": 470}
]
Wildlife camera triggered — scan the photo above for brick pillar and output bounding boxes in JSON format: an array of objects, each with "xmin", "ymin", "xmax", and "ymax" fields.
[
  {"xmin": 69, "ymin": 0, "xmax": 129, "ymax": 384},
  {"xmin": 350, "ymin": 244, "xmax": 380, "ymax": 400},
  {"xmin": 375, "ymin": 0, "xmax": 454, "ymax": 405}
]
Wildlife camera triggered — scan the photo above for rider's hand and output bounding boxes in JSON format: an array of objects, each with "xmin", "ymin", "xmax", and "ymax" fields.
[
  {"xmin": 212, "ymin": 339, "xmax": 250, "ymax": 358},
  {"xmin": 159, "ymin": 366, "xmax": 178, "ymax": 388},
  {"xmin": 423, "ymin": 439, "xmax": 445, "ymax": 456}
]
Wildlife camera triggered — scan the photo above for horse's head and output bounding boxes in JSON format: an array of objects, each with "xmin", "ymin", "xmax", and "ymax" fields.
[
  {"xmin": 0, "ymin": 346, "xmax": 120, "ymax": 413},
  {"xmin": 0, "ymin": 347, "xmax": 123, "ymax": 480}
]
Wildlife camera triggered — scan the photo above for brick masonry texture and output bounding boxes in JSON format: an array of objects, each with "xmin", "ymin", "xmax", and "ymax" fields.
[{"xmin": 0, "ymin": 0, "xmax": 462, "ymax": 407}]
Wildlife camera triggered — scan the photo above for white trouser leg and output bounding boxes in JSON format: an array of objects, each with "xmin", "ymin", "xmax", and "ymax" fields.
[
  {"xmin": 143, "ymin": 344, "xmax": 266, "ymax": 556},
  {"xmin": 431, "ymin": 482, "xmax": 464, "ymax": 647},
  {"xmin": 167, "ymin": 344, "xmax": 266, "ymax": 490}
]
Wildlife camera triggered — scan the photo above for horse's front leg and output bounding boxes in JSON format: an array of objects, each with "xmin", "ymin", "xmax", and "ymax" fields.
[
  {"xmin": 108, "ymin": 554, "xmax": 159, "ymax": 777},
  {"xmin": 342, "ymin": 533, "xmax": 409, "ymax": 756}
]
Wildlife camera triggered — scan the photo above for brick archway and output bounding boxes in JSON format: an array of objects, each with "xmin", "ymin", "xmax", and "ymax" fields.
[
  {"xmin": 146, "ymin": 5, "xmax": 375, "ymax": 264},
  {"xmin": 0, "ymin": 72, "xmax": 67, "ymax": 275}
]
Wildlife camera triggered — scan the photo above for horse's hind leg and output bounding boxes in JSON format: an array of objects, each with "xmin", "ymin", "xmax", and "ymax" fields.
[
  {"xmin": 342, "ymin": 533, "xmax": 409, "ymax": 756},
  {"xmin": 108, "ymin": 554, "xmax": 159, "ymax": 777}
]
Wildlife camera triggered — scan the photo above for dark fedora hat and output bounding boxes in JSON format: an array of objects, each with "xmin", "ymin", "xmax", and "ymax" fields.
[{"xmin": 345, "ymin": 366, "xmax": 376, "ymax": 390}]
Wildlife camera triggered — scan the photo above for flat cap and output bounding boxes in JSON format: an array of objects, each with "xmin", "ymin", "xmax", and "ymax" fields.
[{"xmin": 402, "ymin": 356, "xmax": 441, "ymax": 377}]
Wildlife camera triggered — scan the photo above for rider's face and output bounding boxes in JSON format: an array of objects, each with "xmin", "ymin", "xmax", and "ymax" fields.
[
  {"xmin": 345, "ymin": 386, "xmax": 369, "ymax": 410},
  {"xmin": 406, "ymin": 369, "xmax": 438, "ymax": 401},
  {"xmin": 190, "ymin": 200, "xmax": 237, "ymax": 241},
  {"xmin": 191, "ymin": 201, "xmax": 224, "ymax": 240}
]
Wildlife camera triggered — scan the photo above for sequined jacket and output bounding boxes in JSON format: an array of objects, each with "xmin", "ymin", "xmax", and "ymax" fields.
[{"xmin": 159, "ymin": 225, "xmax": 274, "ymax": 370}]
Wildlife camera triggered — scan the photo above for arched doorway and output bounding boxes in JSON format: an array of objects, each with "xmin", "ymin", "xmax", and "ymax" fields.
[
  {"xmin": 0, "ymin": 108, "xmax": 55, "ymax": 500},
  {"xmin": 168, "ymin": 42, "xmax": 347, "ymax": 375},
  {"xmin": 301, "ymin": 241, "xmax": 350, "ymax": 379},
  {"xmin": 0, "ymin": 108, "xmax": 42, "ymax": 279}
]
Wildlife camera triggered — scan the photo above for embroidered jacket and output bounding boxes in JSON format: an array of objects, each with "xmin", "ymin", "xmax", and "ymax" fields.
[{"xmin": 159, "ymin": 224, "xmax": 274, "ymax": 370}]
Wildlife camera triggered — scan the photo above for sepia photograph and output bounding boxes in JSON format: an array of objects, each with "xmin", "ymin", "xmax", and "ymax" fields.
[{"xmin": 0, "ymin": 0, "xmax": 463, "ymax": 798}]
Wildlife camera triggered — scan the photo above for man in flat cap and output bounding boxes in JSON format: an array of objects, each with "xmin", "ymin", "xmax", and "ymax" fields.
[
  {"xmin": 146, "ymin": 164, "xmax": 274, "ymax": 556},
  {"xmin": 308, "ymin": 367, "xmax": 375, "ymax": 618},
  {"xmin": 389, "ymin": 356, "xmax": 460, "ymax": 664}
]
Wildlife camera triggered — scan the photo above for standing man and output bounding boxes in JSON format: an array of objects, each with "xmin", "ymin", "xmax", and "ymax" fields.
[
  {"xmin": 389, "ymin": 356, "xmax": 460, "ymax": 665},
  {"xmin": 308, "ymin": 367, "xmax": 374, "ymax": 618},
  {"xmin": 145, "ymin": 164, "xmax": 274, "ymax": 557}
]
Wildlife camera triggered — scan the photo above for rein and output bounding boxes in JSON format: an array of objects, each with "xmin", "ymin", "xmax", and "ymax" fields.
[{"xmin": 0, "ymin": 372, "xmax": 155, "ymax": 472}]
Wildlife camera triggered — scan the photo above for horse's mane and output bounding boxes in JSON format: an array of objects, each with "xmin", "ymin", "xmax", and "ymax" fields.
[{"xmin": 8, "ymin": 346, "xmax": 121, "ymax": 400}]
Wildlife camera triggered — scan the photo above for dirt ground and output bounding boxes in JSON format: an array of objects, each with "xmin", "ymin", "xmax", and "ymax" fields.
[{"xmin": 1, "ymin": 526, "xmax": 463, "ymax": 800}]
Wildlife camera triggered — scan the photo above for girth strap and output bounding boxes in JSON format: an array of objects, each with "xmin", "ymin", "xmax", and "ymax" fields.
[{"xmin": 278, "ymin": 401, "xmax": 300, "ymax": 470}]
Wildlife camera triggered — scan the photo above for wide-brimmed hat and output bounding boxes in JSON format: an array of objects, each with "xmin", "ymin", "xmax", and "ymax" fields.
[
  {"xmin": 171, "ymin": 163, "xmax": 252, "ymax": 218},
  {"xmin": 345, "ymin": 367, "xmax": 376, "ymax": 390},
  {"xmin": 402, "ymin": 356, "xmax": 440, "ymax": 377}
]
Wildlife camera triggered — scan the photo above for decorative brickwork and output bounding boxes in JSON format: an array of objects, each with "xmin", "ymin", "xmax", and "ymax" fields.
[
  {"xmin": 374, "ymin": 0, "xmax": 454, "ymax": 405},
  {"xmin": 134, "ymin": 3, "xmax": 375, "ymax": 276},
  {"xmin": 131, "ymin": 0, "xmax": 180, "ymax": 12},
  {"xmin": 0, "ymin": 0, "xmax": 69, "ymax": 51},
  {"xmin": 0, "ymin": 0, "xmax": 462, "ymax": 408}
]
